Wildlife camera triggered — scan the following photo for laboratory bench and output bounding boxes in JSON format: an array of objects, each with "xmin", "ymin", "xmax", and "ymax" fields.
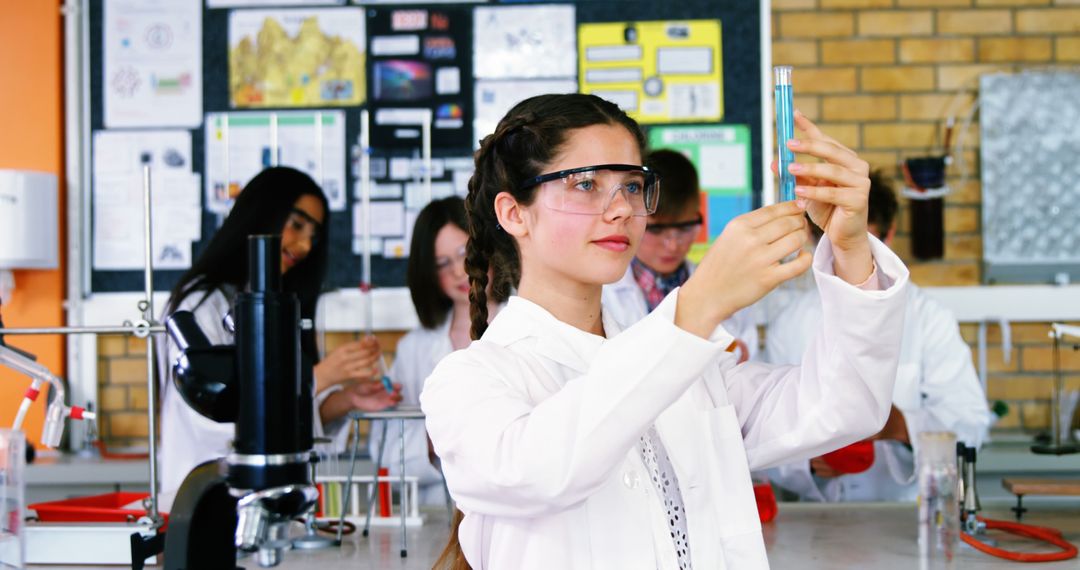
[{"xmin": 26, "ymin": 501, "xmax": 1079, "ymax": 569}]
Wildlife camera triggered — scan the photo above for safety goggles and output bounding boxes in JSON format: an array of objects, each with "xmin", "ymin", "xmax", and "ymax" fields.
[
  {"xmin": 518, "ymin": 164, "xmax": 660, "ymax": 217},
  {"xmin": 644, "ymin": 214, "xmax": 703, "ymax": 243}
]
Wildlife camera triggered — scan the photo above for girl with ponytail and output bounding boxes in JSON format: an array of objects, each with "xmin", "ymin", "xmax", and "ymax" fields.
[{"xmin": 423, "ymin": 94, "xmax": 910, "ymax": 569}]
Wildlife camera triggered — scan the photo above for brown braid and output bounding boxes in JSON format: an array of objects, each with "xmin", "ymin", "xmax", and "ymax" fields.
[{"xmin": 435, "ymin": 93, "xmax": 646, "ymax": 570}]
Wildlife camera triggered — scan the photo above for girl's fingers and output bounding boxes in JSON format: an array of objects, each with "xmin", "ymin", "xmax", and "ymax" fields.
[
  {"xmin": 791, "ymin": 161, "xmax": 868, "ymax": 190},
  {"xmin": 764, "ymin": 228, "xmax": 808, "ymax": 264},
  {"xmin": 795, "ymin": 184, "xmax": 864, "ymax": 210},
  {"xmin": 771, "ymin": 249, "xmax": 813, "ymax": 283},
  {"xmin": 742, "ymin": 199, "xmax": 806, "ymax": 228},
  {"xmin": 755, "ymin": 212, "xmax": 807, "ymax": 245},
  {"xmin": 789, "ymin": 137, "xmax": 863, "ymax": 173}
]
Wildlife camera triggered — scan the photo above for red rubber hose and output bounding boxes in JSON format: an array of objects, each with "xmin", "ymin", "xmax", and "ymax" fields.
[{"xmin": 961, "ymin": 517, "xmax": 1077, "ymax": 563}]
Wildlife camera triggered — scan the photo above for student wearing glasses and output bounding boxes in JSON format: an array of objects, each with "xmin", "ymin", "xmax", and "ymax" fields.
[
  {"xmin": 158, "ymin": 167, "xmax": 402, "ymax": 511},
  {"xmin": 603, "ymin": 149, "xmax": 758, "ymax": 362},
  {"xmin": 368, "ymin": 197, "xmax": 505, "ymax": 505},
  {"xmin": 422, "ymin": 94, "xmax": 910, "ymax": 569}
]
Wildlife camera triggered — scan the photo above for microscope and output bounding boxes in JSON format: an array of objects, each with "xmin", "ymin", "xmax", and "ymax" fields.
[{"xmin": 162, "ymin": 235, "xmax": 318, "ymax": 569}]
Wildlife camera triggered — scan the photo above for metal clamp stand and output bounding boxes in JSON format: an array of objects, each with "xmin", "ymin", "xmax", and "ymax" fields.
[
  {"xmin": 0, "ymin": 167, "xmax": 168, "ymax": 568},
  {"xmin": 292, "ymin": 451, "xmax": 336, "ymax": 550}
]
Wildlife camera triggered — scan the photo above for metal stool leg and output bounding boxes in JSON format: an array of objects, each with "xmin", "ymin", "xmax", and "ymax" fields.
[
  {"xmin": 364, "ymin": 419, "xmax": 389, "ymax": 537},
  {"xmin": 400, "ymin": 417, "xmax": 408, "ymax": 557},
  {"xmin": 337, "ymin": 417, "xmax": 362, "ymax": 544}
]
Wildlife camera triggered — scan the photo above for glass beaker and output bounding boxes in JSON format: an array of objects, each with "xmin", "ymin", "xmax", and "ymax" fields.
[{"xmin": 917, "ymin": 431, "xmax": 958, "ymax": 570}]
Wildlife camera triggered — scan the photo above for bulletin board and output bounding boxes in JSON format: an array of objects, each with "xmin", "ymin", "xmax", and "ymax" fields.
[{"xmin": 83, "ymin": 0, "xmax": 765, "ymax": 294}]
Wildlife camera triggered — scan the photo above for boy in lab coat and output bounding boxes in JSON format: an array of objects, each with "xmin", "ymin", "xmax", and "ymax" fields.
[
  {"xmin": 602, "ymin": 149, "xmax": 758, "ymax": 361},
  {"xmin": 764, "ymin": 171, "xmax": 992, "ymax": 502}
]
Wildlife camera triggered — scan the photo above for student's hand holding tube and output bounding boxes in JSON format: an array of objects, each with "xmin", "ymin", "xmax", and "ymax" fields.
[
  {"xmin": 313, "ymin": 336, "xmax": 382, "ymax": 392},
  {"xmin": 781, "ymin": 110, "xmax": 874, "ymax": 285},
  {"xmin": 676, "ymin": 200, "xmax": 812, "ymax": 339}
]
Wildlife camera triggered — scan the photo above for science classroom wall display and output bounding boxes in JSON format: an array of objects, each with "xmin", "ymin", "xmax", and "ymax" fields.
[{"xmin": 87, "ymin": 0, "xmax": 763, "ymax": 293}]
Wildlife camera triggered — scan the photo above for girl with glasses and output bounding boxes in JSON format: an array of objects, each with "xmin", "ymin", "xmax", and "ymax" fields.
[{"xmin": 423, "ymin": 94, "xmax": 910, "ymax": 569}]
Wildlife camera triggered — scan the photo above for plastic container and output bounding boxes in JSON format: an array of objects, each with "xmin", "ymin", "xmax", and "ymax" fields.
[
  {"xmin": 0, "ymin": 429, "xmax": 25, "ymax": 568},
  {"xmin": 917, "ymin": 431, "xmax": 959, "ymax": 570},
  {"xmin": 822, "ymin": 440, "xmax": 876, "ymax": 474},
  {"xmin": 28, "ymin": 492, "xmax": 167, "ymax": 525},
  {"xmin": 753, "ymin": 477, "xmax": 778, "ymax": 523}
]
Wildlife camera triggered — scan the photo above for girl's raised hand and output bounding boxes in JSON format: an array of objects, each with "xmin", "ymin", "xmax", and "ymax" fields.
[
  {"xmin": 783, "ymin": 111, "xmax": 874, "ymax": 284},
  {"xmin": 676, "ymin": 201, "xmax": 812, "ymax": 339}
]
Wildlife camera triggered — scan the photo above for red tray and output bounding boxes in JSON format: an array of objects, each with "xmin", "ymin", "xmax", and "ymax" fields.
[{"xmin": 29, "ymin": 492, "xmax": 168, "ymax": 524}]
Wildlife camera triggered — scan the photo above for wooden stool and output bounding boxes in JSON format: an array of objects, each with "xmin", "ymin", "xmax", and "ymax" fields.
[{"xmin": 1002, "ymin": 478, "xmax": 1080, "ymax": 520}]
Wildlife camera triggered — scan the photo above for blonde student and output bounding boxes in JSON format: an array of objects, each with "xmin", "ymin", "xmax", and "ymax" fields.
[
  {"xmin": 421, "ymin": 94, "xmax": 910, "ymax": 569},
  {"xmin": 368, "ymin": 197, "xmax": 505, "ymax": 505}
]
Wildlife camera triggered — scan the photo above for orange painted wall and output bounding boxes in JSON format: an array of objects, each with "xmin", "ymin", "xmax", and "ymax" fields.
[{"xmin": 0, "ymin": 1, "xmax": 66, "ymax": 448}]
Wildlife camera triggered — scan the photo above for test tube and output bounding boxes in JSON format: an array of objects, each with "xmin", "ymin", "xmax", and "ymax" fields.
[{"xmin": 774, "ymin": 66, "xmax": 796, "ymax": 203}]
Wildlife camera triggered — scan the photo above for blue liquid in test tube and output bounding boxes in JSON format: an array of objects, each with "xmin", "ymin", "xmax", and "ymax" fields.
[{"xmin": 774, "ymin": 66, "xmax": 795, "ymax": 202}]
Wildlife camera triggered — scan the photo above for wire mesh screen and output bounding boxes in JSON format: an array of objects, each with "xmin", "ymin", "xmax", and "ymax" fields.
[{"xmin": 980, "ymin": 70, "xmax": 1080, "ymax": 283}]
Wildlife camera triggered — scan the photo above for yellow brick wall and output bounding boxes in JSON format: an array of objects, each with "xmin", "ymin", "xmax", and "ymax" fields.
[
  {"xmin": 96, "ymin": 331, "xmax": 407, "ymax": 448},
  {"xmin": 772, "ymin": 0, "xmax": 1080, "ymax": 435},
  {"xmin": 93, "ymin": 0, "xmax": 1080, "ymax": 445}
]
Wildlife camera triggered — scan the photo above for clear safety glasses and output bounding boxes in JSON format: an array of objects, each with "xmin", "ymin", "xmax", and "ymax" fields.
[{"xmin": 518, "ymin": 164, "xmax": 660, "ymax": 217}]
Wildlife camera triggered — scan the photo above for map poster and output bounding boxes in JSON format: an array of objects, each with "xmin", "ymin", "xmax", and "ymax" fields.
[{"xmin": 229, "ymin": 8, "xmax": 365, "ymax": 108}]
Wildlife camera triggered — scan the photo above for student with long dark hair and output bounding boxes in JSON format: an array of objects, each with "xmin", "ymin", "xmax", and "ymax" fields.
[
  {"xmin": 369, "ymin": 196, "xmax": 504, "ymax": 505},
  {"xmin": 158, "ymin": 166, "xmax": 401, "ymax": 510},
  {"xmin": 421, "ymin": 94, "xmax": 910, "ymax": 568}
]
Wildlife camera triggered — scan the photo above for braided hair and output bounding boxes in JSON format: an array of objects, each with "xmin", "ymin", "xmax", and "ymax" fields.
[
  {"xmin": 434, "ymin": 94, "xmax": 645, "ymax": 570},
  {"xmin": 463, "ymin": 93, "xmax": 646, "ymax": 340}
]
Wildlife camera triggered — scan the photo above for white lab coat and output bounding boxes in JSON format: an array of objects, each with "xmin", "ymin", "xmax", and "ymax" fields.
[
  {"xmin": 367, "ymin": 312, "xmax": 453, "ymax": 505},
  {"xmin": 763, "ymin": 283, "xmax": 992, "ymax": 502},
  {"xmin": 421, "ymin": 235, "xmax": 909, "ymax": 569},
  {"xmin": 157, "ymin": 287, "xmax": 343, "ymax": 512},
  {"xmin": 602, "ymin": 261, "xmax": 759, "ymax": 360}
]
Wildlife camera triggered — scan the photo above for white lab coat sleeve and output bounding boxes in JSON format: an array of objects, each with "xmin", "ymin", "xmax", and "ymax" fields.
[
  {"xmin": 710, "ymin": 234, "xmax": 911, "ymax": 471},
  {"xmin": 902, "ymin": 290, "xmax": 992, "ymax": 458},
  {"xmin": 766, "ymin": 461, "xmax": 828, "ymax": 502},
  {"xmin": 420, "ymin": 297, "xmax": 732, "ymax": 518}
]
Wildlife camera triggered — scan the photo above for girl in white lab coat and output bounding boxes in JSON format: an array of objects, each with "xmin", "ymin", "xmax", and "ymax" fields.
[
  {"xmin": 368, "ymin": 197, "xmax": 504, "ymax": 505},
  {"xmin": 158, "ymin": 167, "xmax": 401, "ymax": 511},
  {"xmin": 421, "ymin": 94, "xmax": 910, "ymax": 569}
]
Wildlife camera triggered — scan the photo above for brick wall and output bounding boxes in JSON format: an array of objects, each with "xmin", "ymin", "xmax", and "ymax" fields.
[
  {"xmin": 92, "ymin": 0, "xmax": 1080, "ymax": 445},
  {"xmin": 96, "ymin": 331, "xmax": 405, "ymax": 448},
  {"xmin": 772, "ymin": 0, "xmax": 1080, "ymax": 434}
]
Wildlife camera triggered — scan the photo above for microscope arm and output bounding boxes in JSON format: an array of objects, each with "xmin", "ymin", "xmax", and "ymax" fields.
[{"xmin": 166, "ymin": 311, "xmax": 238, "ymax": 423}]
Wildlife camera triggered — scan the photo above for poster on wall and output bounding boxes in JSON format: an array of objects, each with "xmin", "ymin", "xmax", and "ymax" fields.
[
  {"xmin": 579, "ymin": 20, "xmax": 723, "ymax": 125},
  {"xmin": 647, "ymin": 124, "xmax": 751, "ymax": 262},
  {"xmin": 92, "ymin": 130, "xmax": 201, "ymax": 270},
  {"xmin": 473, "ymin": 5, "xmax": 577, "ymax": 80},
  {"xmin": 204, "ymin": 110, "xmax": 347, "ymax": 213},
  {"xmin": 229, "ymin": 8, "xmax": 365, "ymax": 108},
  {"xmin": 103, "ymin": 0, "xmax": 202, "ymax": 128},
  {"xmin": 211, "ymin": 0, "xmax": 343, "ymax": 6},
  {"xmin": 365, "ymin": 6, "xmax": 473, "ymax": 148},
  {"xmin": 474, "ymin": 79, "xmax": 577, "ymax": 147},
  {"xmin": 352, "ymin": 153, "xmax": 473, "ymax": 257}
]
